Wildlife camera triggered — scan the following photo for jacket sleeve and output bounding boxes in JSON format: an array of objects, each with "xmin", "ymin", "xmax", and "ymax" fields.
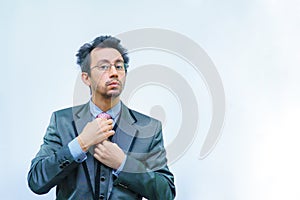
[
  {"xmin": 113, "ymin": 122, "xmax": 176, "ymax": 200},
  {"xmin": 27, "ymin": 112, "xmax": 79, "ymax": 194}
]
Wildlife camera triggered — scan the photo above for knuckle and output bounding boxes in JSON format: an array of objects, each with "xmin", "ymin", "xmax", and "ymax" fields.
[{"xmin": 100, "ymin": 152, "xmax": 106, "ymax": 159}]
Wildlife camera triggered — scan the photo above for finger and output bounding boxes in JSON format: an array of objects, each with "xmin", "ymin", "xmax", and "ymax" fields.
[
  {"xmin": 104, "ymin": 124, "xmax": 113, "ymax": 132},
  {"xmin": 99, "ymin": 142, "xmax": 106, "ymax": 151},
  {"xmin": 112, "ymin": 142, "xmax": 118, "ymax": 147},
  {"xmin": 99, "ymin": 123, "xmax": 113, "ymax": 133},
  {"xmin": 94, "ymin": 143, "xmax": 106, "ymax": 156},
  {"xmin": 94, "ymin": 142, "xmax": 102, "ymax": 148},
  {"xmin": 106, "ymin": 119, "xmax": 113, "ymax": 125},
  {"xmin": 95, "ymin": 118, "xmax": 108, "ymax": 127},
  {"xmin": 95, "ymin": 117, "xmax": 106, "ymax": 121},
  {"xmin": 105, "ymin": 130, "xmax": 115, "ymax": 138},
  {"xmin": 102, "ymin": 140, "xmax": 107, "ymax": 145},
  {"xmin": 94, "ymin": 118, "xmax": 103, "ymax": 129},
  {"xmin": 96, "ymin": 118, "xmax": 113, "ymax": 125},
  {"xmin": 102, "ymin": 139, "xmax": 111, "ymax": 146},
  {"xmin": 93, "ymin": 151, "xmax": 102, "ymax": 161},
  {"xmin": 93, "ymin": 144, "xmax": 101, "ymax": 155},
  {"xmin": 94, "ymin": 146, "xmax": 107, "ymax": 159},
  {"xmin": 99, "ymin": 120, "xmax": 113, "ymax": 131},
  {"xmin": 96, "ymin": 130, "xmax": 115, "ymax": 144}
]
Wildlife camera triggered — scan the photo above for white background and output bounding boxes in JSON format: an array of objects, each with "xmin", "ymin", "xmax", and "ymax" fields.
[{"xmin": 1, "ymin": 0, "xmax": 300, "ymax": 199}]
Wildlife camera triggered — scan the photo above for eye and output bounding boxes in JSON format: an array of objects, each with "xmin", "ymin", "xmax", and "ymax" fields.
[
  {"xmin": 99, "ymin": 64, "xmax": 110, "ymax": 70},
  {"xmin": 115, "ymin": 65, "xmax": 123, "ymax": 70},
  {"xmin": 115, "ymin": 62, "xmax": 124, "ymax": 70}
]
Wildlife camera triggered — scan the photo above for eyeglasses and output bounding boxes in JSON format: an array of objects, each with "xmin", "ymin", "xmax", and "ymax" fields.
[{"xmin": 91, "ymin": 61, "xmax": 127, "ymax": 72}]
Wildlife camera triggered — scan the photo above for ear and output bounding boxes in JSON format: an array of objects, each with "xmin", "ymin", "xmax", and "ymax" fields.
[{"xmin": 81, "ymin": 72, "xmax": 91, "ymax": 86}]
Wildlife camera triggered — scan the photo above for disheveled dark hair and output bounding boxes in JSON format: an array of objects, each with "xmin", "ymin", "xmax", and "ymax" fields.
[{"xmin": 76, "ymin": 36, "xmax": 129, "ymax": 75}]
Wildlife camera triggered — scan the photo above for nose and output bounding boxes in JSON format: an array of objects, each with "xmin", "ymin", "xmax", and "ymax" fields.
[{"xmin": 108, "ymin": 65, "xmax": 118, "ymax": 78}]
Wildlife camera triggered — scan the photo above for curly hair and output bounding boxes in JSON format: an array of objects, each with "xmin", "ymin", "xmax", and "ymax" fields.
[{"xmin": 76, "ymin": 35, "xmax": 129, "ymax": 75}]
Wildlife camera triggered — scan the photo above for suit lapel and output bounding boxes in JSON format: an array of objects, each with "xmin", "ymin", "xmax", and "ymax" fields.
[
  {"xmin": 114, "ymin": 103, "xmax": 138, "ymax": 153},
  {"xmin": 73, "ymin": 103, "xmax": 93, "ymax": 135},
  {"xmin": 72, "ymin": 103, "xmax": 96, "ymax": 194}
]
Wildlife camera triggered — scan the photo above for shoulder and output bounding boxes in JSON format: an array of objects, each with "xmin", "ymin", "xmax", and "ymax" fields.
[
  {"xmin": 52, "ymin": 103, "xmax": 87, "ymax": 118},
  {"xmin": 121, "ymin": 101, "xmax": 155, "ymax": 120},
  {"xmin": 125, "ymin": 106, "xmax": 161, "ymax": 129},
  {"xmin": 129, "ymin": 108, "xmax": 157, "ymax": 121}
]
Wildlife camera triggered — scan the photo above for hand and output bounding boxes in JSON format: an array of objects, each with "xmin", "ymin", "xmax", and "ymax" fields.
[
  {"xmin": 78, "ymin": 118, "xmax": 115, "ymax": 151},
  {"xmin": 93, "ymin": 140, "xmax": 125, "ymax": 170}
]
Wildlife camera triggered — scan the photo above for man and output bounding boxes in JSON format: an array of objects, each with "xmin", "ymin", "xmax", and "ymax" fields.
[{"xmin": 27, "ymin": 36, "xmax": 176, "ymax": 200}]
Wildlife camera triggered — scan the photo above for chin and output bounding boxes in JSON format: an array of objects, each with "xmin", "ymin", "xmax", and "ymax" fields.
[{"xmin": 106, "ymin": 91, "xmax": 121, "ymax": 98}]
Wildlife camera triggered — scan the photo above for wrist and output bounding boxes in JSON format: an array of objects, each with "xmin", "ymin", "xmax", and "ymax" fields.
[
  {"xmin": 77, "ymin": 135, "xmax": 89, "ymax": 152},
  {"xmin": 116, "ymin": 153, "xmax": 126, "ymax": 169}
]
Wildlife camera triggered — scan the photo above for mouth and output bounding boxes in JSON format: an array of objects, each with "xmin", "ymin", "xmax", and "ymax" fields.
[{"xmin": 106, "ymin": 80, "xmax": 121, "ymax": 87}]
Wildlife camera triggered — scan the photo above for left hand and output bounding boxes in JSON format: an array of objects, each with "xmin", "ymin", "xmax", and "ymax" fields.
[{"xmin": 93, "ymin": 140, "xmax": 125, "ymax": 170}]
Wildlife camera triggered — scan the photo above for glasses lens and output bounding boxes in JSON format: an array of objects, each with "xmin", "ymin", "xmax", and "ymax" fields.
[{"xmin": 92, "ymin": 61, "xmax": 126, "ymax": 72}]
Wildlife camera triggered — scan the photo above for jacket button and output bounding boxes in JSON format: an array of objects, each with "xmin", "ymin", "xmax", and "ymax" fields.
[
  {"xmin": 64, "ymin": 160, "xmax": 70, "ymax": 165},
  {"xmin": 99, "ymin": 194, "xmax": 104, "ymax": 199},
  {"xmin": 100, "ymin": 176, "xmax": 106, "ymax": 181}
]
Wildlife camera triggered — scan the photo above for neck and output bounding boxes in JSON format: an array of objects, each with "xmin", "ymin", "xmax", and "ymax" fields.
[{"xmin": 91, "ymin": 95, "xmax": 120, "ymax": 112}]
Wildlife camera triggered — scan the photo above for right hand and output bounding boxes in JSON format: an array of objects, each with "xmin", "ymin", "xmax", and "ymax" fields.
[{"xmin": 78, "ymin": 118, "xmax": 115, "ymax": 151}]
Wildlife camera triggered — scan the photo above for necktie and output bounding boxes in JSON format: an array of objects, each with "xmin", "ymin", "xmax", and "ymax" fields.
[{"xmin": 97, "ymin": 112, "xmax": 112, "ymax": 120}]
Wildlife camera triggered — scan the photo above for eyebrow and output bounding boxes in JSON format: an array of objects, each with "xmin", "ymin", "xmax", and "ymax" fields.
[{"xmin": 96, "ymin": 59, "xmax": 124, "ymax": 65}]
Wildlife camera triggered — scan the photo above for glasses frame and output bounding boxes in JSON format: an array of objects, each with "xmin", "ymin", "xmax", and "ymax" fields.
[{"xmin": 90, "ymin": 61, "xmax": 128, "ymax": 72}]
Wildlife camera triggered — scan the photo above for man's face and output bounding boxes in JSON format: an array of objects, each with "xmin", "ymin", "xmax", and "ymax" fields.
[{"xmin": 87, "ymin": 47, "xmax": 126, "ymax": 100}]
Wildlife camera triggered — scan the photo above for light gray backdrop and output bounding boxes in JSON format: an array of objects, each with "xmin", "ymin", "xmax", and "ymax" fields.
[{"xmin": 1, "ymin": 0, "xmax": 300, "ymax": 199}]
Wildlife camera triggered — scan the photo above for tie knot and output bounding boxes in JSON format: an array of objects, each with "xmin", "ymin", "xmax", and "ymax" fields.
[{"xmin": 96, "ymin": 112, "xmax": 112, "ymax": 119}]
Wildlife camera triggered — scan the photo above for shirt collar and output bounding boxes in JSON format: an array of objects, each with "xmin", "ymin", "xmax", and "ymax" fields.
[{"xmin": 89, "ymin": 99, "xmax": 121, "ymax": 120}]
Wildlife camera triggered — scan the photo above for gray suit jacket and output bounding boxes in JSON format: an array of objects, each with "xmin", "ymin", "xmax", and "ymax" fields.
[{"xmin": 28, "ymin": 102, "xmax": 175, "ymax": 200}]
